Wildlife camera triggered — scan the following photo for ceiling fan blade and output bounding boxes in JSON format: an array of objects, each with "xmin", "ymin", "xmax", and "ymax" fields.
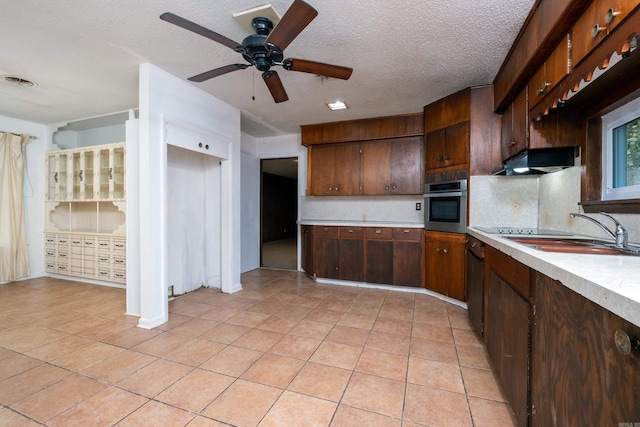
[
  {"xmin": 188, "ymin": 64, "xmax": 249, "ymax": 82},
  {"xmin": 265, "ymin": 0, "xmax": 318, "ymax": 52},
  {"xmin": 283, "ymin": 59, "xmax": 353, "ymax": 80},
  {"xmin": 160, "ymin": 12, "xmax": 244, "ymax": 52},
  {"xmin": 262, "ymin": 71, "xmax": 289, "ymax": 103}
]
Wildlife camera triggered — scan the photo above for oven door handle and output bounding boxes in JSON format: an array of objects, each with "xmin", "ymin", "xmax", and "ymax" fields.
[{"xmin": 424, "ymin": 191, "xmax": 465, "ymax": 198}]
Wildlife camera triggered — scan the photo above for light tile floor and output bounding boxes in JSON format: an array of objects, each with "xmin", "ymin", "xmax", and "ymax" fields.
[{"xmin": 0, "ymin": 270, "xmax": 517, "ymax": 426}]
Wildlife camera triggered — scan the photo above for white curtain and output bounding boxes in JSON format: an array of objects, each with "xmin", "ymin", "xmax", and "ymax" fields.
[{"xmin": 0, "ymin": 132, "xmax": 30, "ymax": 281}]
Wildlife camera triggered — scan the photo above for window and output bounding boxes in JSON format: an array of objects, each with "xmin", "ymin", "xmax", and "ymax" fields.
[{"xmin": 602, "ymin": 96, "xmax": 640, "ymax": 200}]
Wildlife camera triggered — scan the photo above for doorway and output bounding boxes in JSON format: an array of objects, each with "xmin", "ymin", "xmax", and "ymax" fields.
[{"xmin": 261, "ymin": 158, "xmax": 298, "ymax": 270}]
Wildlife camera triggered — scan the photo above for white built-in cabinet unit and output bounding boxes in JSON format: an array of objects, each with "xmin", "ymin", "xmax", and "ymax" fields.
[{"xmin": 44, "ymin": 143, "xmax": 126, "ymax": 284}]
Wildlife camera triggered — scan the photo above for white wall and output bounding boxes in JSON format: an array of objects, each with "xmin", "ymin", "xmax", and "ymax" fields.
[
  {"xmin": 0, "ymin": 115, "xmax": 50, "ymax": 282},
  {"xmin": 53, "ymin": 124, "xmax": 125, "ymax": 149},
  {"xmin": 134, "ymin": 63, "xmax": 241, "ymax": 328},
  {"xmin": 241, "ymin": 132, "xmax": 260, "ymax": 273}
]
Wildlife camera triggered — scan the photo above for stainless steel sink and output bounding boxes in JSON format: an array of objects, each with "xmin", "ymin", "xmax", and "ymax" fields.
[{"xmin": 504, "ymin": 236, "xmax": 640, "ymax": 256}]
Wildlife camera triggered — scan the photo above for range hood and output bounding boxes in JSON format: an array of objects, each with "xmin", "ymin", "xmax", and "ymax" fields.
[{"xmin": 503, "ymin": 146, "xmax": 578, "ymax": 176}]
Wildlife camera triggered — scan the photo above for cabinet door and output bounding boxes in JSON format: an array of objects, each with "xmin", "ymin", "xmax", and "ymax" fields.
[
  {"xmin": 465, "ymin": 236, "xmax": 484, "ymax": 335},
  {"xmin": 486, "ymin": 269, "xmax": 530, "ymax": 427},
  {"xmin": 309, "ymin": 145, "xmax": 336, "ymax": 196},
  {"xmin": 315, "ymin": 238, "xmax": 339, "ymax": 279},
  {"xmin": 424, "ymin": 231, "xmax": 466, "ymax": 300},
  {"xmin": 366, "ymin": 240, "xmax": 393, "ymax": 284},
  {"xmin": 97, "ymin": 146, "xmax": 126, "ymax": 200},
  {"xmin": 392, "ymin": 241, "xmax": 422, "ymax": 287},
  {"xmin": 531, "ymin": 272, "xmax": 640, "ymax": 426},
  {"xmin": 361, "ymin": 141, "xmax": 391, "ymax": 195},
  {"xmin": 389, "ymin": 136, "xmax": 423, "ymax": 194},
  {"xmin": 425, "ymin": 128, "xmax": 446, "ymax": 171},
  {"xmin": 339, "ymin": 238, "xmax": 364, "ymax": 281},
  {"xmin": 443, "ymin": 121, "xmax": 470, "ymax": 169},
  {"xmin": 301, "ymin": 225, "xmax": 314, "ymax": 275},
  {"xmin": 501, "ymin": 87, "xmax": 529, "ymax": 161},
  {"xmin": 46, "ymin": 153, "xmax": 60, "ymax": 201},
  {"xmin": 333, "ymin": 143, "xmax": 361, "ymax": 196}
]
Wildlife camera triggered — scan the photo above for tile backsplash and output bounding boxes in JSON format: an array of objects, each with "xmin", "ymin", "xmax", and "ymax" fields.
[
  {"xmin": 471, "ymin": 166, "xmax": 640, "ymax": 243},
  {"xmin": 300, "ymin": 195, "xmax": 423, "ymax": 224}
]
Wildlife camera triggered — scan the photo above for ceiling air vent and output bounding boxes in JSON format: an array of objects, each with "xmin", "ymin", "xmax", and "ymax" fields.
[{"xmin": 3, "ymin": 75, "xmax": 37, "ymax": 87}]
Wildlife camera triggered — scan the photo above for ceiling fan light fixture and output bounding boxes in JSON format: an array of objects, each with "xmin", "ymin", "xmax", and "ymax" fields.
[{"xmin": 327, "ymin": 101, "xmax": 348, "ymax": 110}]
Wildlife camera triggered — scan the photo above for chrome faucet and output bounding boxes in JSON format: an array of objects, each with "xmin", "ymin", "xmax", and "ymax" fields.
[{"xmin": 569, "ymin": 212, "xmax": 629, "ymax": 248}]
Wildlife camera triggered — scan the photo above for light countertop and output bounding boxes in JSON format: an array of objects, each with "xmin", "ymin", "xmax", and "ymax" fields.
[
  {"xmin": 467, "ymin": 227, "xmax": 640, "ymax": 327},
  {"xmin": 299, "ymin": 220, "xmax": 424, "ymax": 228}
]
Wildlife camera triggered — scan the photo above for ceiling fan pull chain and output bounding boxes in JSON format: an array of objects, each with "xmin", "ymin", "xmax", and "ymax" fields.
[{"xmin": 252, "ymin": 67, "xmax": 256, "ymax": 101}]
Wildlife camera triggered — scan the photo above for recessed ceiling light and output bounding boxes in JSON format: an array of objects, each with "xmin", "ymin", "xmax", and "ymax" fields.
[
  {"xmin": 327, "ymin": 101, "xmax": 348, "ymax": 111},
  {"xmin": 3, "ymin": 75, "xmax": 37, "ymax": 87}
]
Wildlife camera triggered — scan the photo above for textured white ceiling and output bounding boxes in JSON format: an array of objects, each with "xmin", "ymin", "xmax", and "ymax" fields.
[{"xmin": 0, "ymin": 0, "xmax": 536, "ymax": 137}]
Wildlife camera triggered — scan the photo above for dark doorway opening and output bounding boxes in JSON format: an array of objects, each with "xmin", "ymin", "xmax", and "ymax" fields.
[{"xmin": 261, "ymin": 158, "xmax": 298, "ymax": 269}]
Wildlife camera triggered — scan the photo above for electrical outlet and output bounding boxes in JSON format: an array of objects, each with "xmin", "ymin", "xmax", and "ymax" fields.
[{"xmin": 416, "ymin": 202, "xmax": 421, "ymax": 211}]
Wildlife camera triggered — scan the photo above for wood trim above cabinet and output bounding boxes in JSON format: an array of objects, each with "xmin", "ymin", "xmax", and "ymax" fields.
[{"xmin": 301, "ymin": 113, "xmax": 424, "ymax": 145}]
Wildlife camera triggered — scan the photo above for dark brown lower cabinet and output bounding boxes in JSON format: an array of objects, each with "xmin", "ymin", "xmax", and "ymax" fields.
[
  {"xmin": 313, "ymin": 226, "xmax": 364, "ymax": 282},
  {"xmin": 484, "ymin": 246, "xmax": 530, "ymax": 427},
  {"xmin": 465, "ymin": 235, "xmax": 484, "ymax": 334},
  {"xmin": 301, "ymin": 225, "xmax": 314, "ymax": 275},
  {"xmin": 531, "ymin": 271, "xmax": 640, "ymax": 426},
  {"xmin": 313, "ymin": 225, "xmax": 422, "ymax": 287},
  {"xmin": 392, "ymin": 240, "xmax": 422, "ymax": 287},
  {"xmin": 365, "ymin": 240, "xmax": 393, "ymax": 285}
]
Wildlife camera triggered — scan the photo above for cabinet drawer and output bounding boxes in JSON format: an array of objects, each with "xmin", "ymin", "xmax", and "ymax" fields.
[
  {"xmin": 45, "ymin": 234, "xmax": 56, "ymax": 247},
  {"xmin": 113, "ymin": 239, "xmax": 126, "ymax": 252},
  {"xmin": 314, "ymin": 226, "xmax": 339, "ymax": 238},
  {"xmin": 340, "ymin": 227, "xmax": 364, "ymax": 238},
  {"xmin": 365, "ymin": 227, "xmax": 393, "ymax": 240},
  {"xmin": 45, "ymin": 250, "xmax": 56, "ymax": 259},
  {"xmin": 98, "ymin": 255, "xmax": 111, "ymax": 265},
  {"xmin": 45, "ymin": 262, "xmax": 56, "ymax": 272},
  {"xmin": 97, "ymin": 269, "xmax": 111, "ymax": 280},
  {"xmin": 465, "ymin": 235, "xmax": 484, "ymax": 259},
  {"xmin": 113, "ymin": 270, "xmax": 126, "ymax": 282},
  {"xmin": 97, "ymin": 238, "xmax": 111, "ymax": 251},
  {"xmin": 113, "ymin": 256, "xmax": 126, "ymax": 268},
  {"xmin": 571, "ymin": 0, "xmax": 638, "ymax": 67},
  {"xmin": 486, "ymin": 246, "xmax": 530, "ymax": 299},
  {"xmin": 57, "ymin": 264, "xmax": 69, "ymax": 273},
  {"xmin": 392, "ymin": 228, "xmax": 422, "ymax": 241}
]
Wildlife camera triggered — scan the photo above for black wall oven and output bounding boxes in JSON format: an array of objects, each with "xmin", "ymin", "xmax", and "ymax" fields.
[{"xmin": 424, "ymin": 179, "xmax": 467, "ymax": 234}]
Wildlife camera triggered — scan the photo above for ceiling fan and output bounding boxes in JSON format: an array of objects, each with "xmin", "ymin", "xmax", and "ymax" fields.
[{"xmin": 160, "ymin": 0, "xmax": 353, "ymax": 103}]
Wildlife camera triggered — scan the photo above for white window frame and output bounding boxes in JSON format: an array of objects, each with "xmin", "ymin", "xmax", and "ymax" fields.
[{"xmin": 601, "ymin": 95, "xmax": 640, "ymax": 201}]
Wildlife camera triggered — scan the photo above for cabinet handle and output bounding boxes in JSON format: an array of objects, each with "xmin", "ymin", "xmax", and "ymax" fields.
[
  {"xmin": 471, "ymin": 242, "xmax": 476, "ymax": 248},
  {"xmin": 54, "ymin": 172, "xmax": 58, "ymax": 183},
  {"xmin": 443, "ymin": 155, "xmax": 450, "ymax": 161},
  {"xmin": 536, "ymin": 81, "xmax": 550, "ymax": 95},
  {"xmin": 335, "ymin": 187, "xmax": 339, "ymax": 191},
  {"xmin": 443, "ymin": 248, "xmax": 448, "ymax": 254},
  {"xmin": 348, "ymin": 229, "xmax": 354, "ymax": 233},
  {"xmin": 205, "ymin": 144, "xmax": 209, "ymax": 150},
  {"xmin": 391, "ymin": 185, "xmax": 397, "ymax": 190},
  {"xmin": 437, "ymin": 155, "xmax": 444, "ymax": 161},
  {"xmin": 198, "ymin": 142, "xmax": 203, "ymax": 148},
  {"xmin": 605, "ymin": 8, "xmax": 621, "ymax": 24},
  {"xmin": 375, "ymin": 229, "xmax": 382, "ymax": 234},
  {"xmin": 508, "ymin": 141, "xmax": 516, "ymax": 147},
  {"xmin": 591, "ymin": 24, "xmax": 606, "ymax": 38},
  {"xmin": 328, "ymin": 187, "xmax": 333, "ymax": 191},
  {"xmin": 403, "ymin": 229, "xmax": 410, "ymax": 233},
  {"xmin": 385, "ymin": 186, "xmax": 389, "ymax": 190},
  {"xmin": 108, "ymin": 168, "xmax": 113, "ymax": 180},
  {"xmin": 79, "ymin": 170, "xmax": 83, "ymax": 182}
]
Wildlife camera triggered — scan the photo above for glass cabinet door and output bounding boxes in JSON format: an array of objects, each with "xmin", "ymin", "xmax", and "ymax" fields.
[
  {"xmin": 58, "ymin": 154, "xmax": 69, "ymax": 201},
  {"xmin": 112, "ymin": 146, "xmax": 125, "ymax": 200},
  {"xmin": 98, "ymin": 148, "xmax": 111, "ymax": 199},
  {"xmin": 46, "ymin": 154, "xmax": 58, "ymax": 201},
  {"xmin": 72, "ymin": 151, "xmax": 82, "ymax": 200},
  {"xmin": 83, "ymin": 150, "xmax": 95, "ymax": 200}
]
